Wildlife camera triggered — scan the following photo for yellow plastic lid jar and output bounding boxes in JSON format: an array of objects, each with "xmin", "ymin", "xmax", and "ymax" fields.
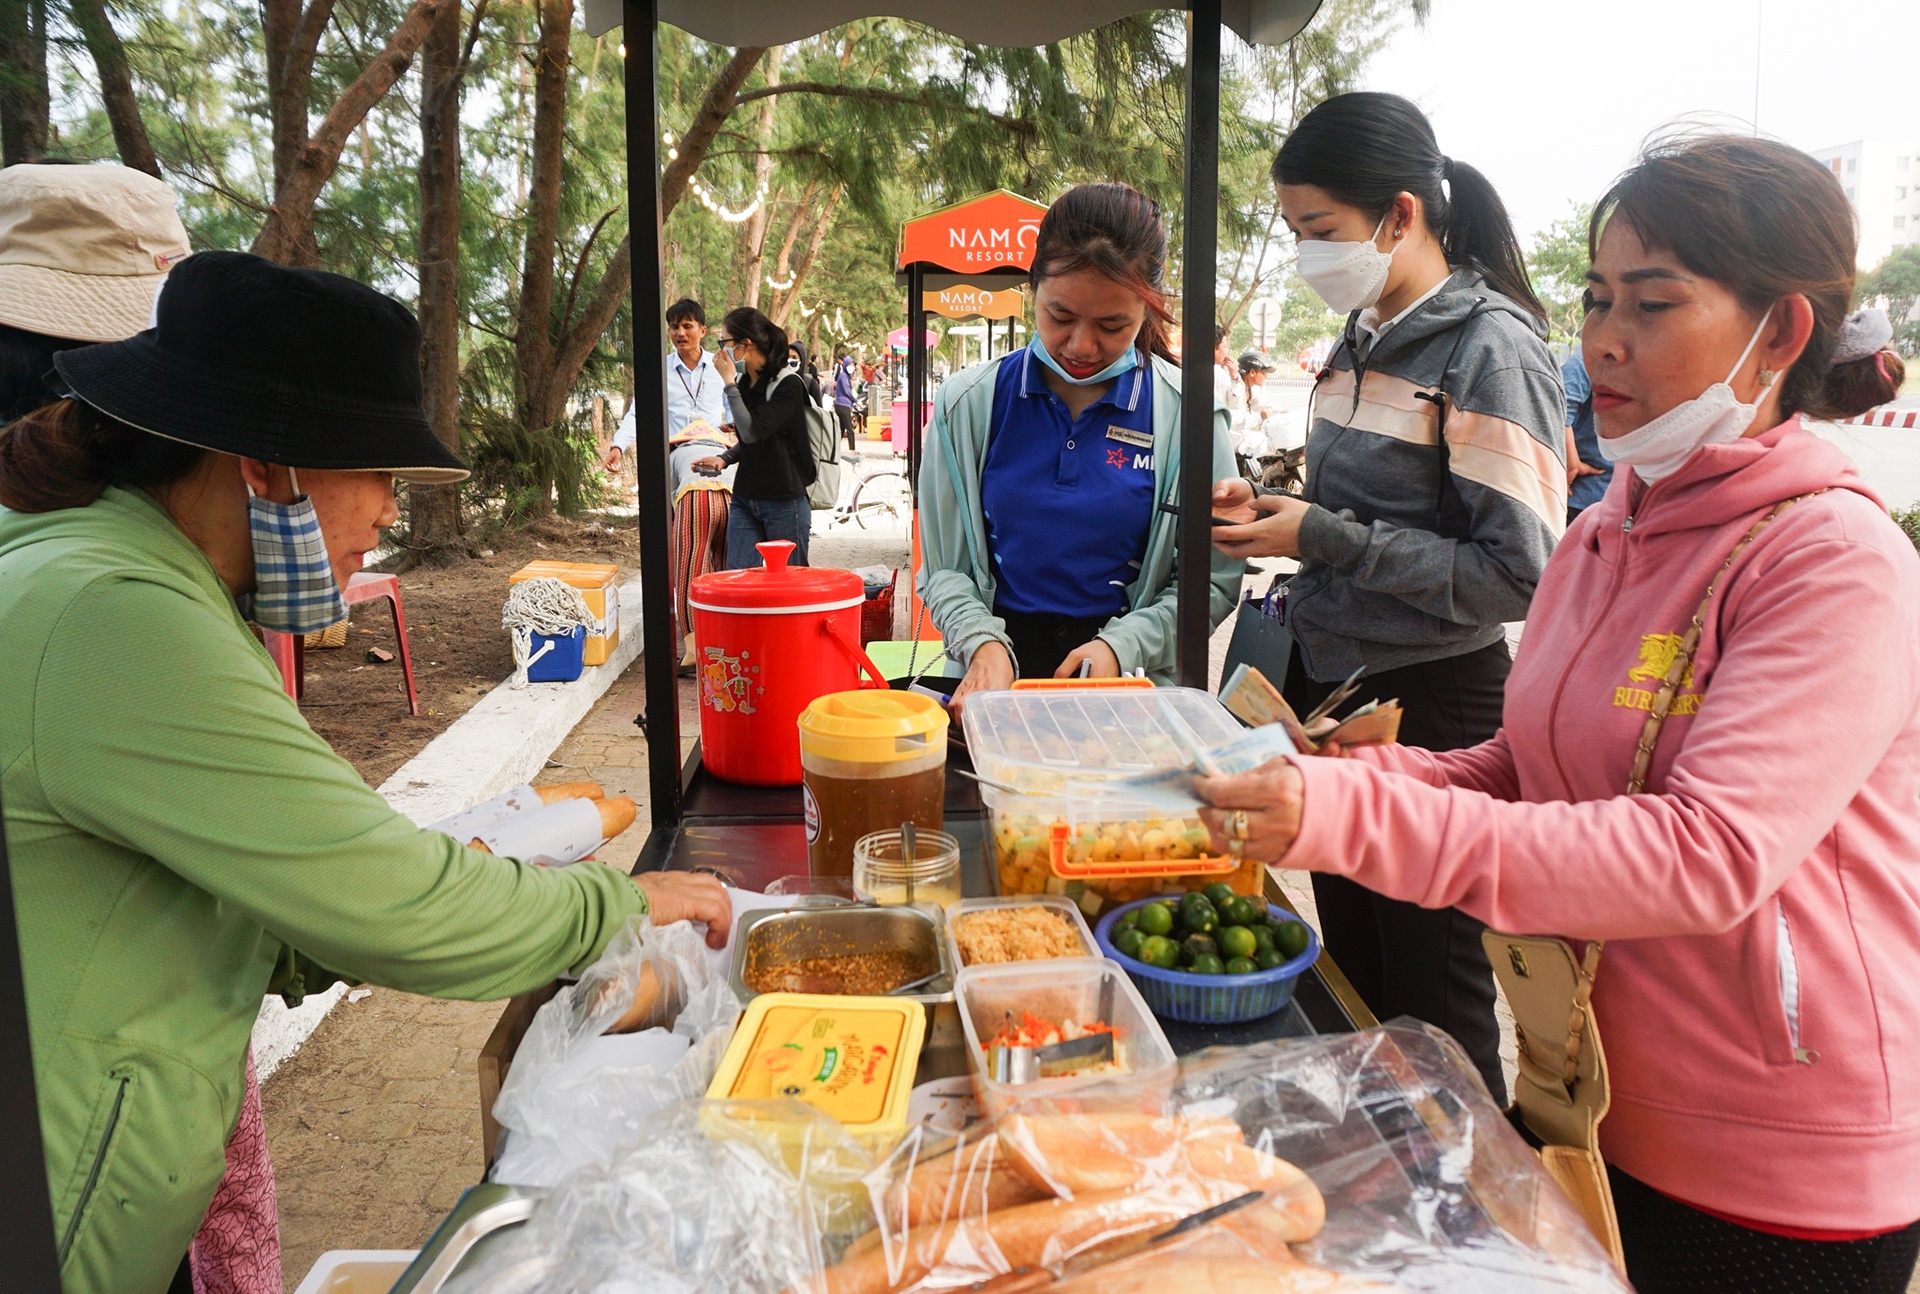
[{"xmin": 797, "ymin": 690, "xmax": 950, "ymax": 884}]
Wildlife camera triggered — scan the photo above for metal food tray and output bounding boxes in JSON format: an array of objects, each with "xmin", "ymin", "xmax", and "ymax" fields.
[
  {"xmin": 730, "ymin": 904, "xmax": 954, "ymax": 1008},
  {"xmin": 388, "ymin": 1182, "xmax": 546, "ymax": 1293}
]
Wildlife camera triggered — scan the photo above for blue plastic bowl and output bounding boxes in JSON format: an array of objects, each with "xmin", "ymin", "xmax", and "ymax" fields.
[{"xmin": 1094, "ymin": 896, "xmax": 1320, "ymax": 1025}]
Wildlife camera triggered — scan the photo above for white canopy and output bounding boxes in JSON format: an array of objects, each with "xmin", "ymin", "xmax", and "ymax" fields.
[{"xmin": 583, "ymin": 0, "xmax": 1325, "ymax": 48}]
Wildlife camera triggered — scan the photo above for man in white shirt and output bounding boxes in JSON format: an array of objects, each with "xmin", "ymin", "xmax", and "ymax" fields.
[{"xmin": 605, "ymin": 297, "xmax": 733, "ymax": 488}]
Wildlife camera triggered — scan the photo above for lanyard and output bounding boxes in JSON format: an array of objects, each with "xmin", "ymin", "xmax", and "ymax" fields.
[{"xmin": 674, "ymin": 357, "xmax": 706, "ymax": 406}]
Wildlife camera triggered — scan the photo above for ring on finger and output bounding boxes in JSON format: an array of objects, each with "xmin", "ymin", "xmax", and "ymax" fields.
[{"xmin": 1228, "ymin": 809, "xmax": 1251, "ymax": 842}]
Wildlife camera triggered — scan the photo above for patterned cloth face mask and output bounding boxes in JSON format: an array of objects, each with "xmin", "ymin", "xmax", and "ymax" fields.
[{"xmin": 243, "ymin": 466, "xmax": 349, "ymax": 634}]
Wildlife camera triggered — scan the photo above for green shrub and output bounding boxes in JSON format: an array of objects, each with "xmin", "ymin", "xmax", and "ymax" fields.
[{"xmin": 1893, "ymin": 504, "xmax": 1920, "ymax": 553}]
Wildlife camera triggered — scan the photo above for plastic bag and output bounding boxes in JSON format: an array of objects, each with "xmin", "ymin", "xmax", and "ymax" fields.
[
  {"xmin": 445, "ymin": 1099, "xmax": 874, "ymax": 1294},
  {"xmin": 477, "ymin": 1018, "xmax": 1629, "ymax": 1293},
  {"xmin": 491, "ymin": 916, "xmax": 743, "ymax": 1188},
  {"xmin": 839, "ymin": 1022, "xmax": 1628, "ymax": 1293}
]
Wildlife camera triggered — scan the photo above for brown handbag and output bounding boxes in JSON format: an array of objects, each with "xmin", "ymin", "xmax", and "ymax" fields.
[{"xmin": 1483, "ymin": 492, "xmax": 1821, "ymax": 1267}]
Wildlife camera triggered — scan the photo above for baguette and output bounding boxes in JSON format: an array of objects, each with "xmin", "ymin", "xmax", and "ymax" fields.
[
  {"xmin": 887, "ymin": 1131, "xmax": 1048, "ymax": 1230},
  {"xmin": 466, "ymin": 795, "xmax": 635, "ymax": 857},
  {"xmin": 817, "ymin": 1189, "xmax": 1199, "ymax": 1294},
  {"xmin": 1053, "ymin": 1247, "xmax": 1399, "ymax": 1294},
  {"xmin": 997, "ymin": 1111, "xmax": 1325, "ymax": 1243},
  {"xmin": 595, "ymin": 795, "xmax": 637, "ymax": 840},
  {"xmin": 536, "ymin": 780, "xmax": 605, "ymax": 803},
  {"xmin": 600, "ymin": 960, "xmax": 666, "ymax": 1035}
]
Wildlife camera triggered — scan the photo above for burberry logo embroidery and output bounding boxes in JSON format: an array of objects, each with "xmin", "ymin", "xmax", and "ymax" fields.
[{"xmin": 1613, "ymin": 632, "xmax": 1704, "ymax": 716}]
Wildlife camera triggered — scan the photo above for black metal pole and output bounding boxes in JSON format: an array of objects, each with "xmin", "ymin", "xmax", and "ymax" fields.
[
  {"xmin": 624, "ymin": 0, "xmax": 681, "ymax": 832},
  {"xmin": 1177, "ymin": 3, "xmax": 1222, "ymax": 688},
  {"xmin": 0, "ymin": 796, "xmax": 61, "ymax": 1290},
  {"xmin": 907, "ymin": 263, "xmax": 927, "ymax": 498}
]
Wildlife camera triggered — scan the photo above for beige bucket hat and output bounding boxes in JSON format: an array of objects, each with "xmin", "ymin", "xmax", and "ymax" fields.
[{"xmin": 0, "ymin": 163, "xmax": 192, "ymax": 343}]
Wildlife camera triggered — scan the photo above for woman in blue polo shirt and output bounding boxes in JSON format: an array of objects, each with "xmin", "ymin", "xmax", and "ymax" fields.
[{"xmin": 918, "ymin": 183, "xmax": 1243, "ymax": 709}]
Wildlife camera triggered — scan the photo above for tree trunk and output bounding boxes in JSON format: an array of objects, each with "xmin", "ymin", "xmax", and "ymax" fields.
[
  {"xmin": 772, "ymin": 184, "xmax": 841, "ymax": 327},
  {"xmin": 765, "ymin": 181, "xmax": 816, "ymax": 325},
  {"xmin": 69, "ymin": 0, "xmax": 158, "ymax": 176},
  {"xmin": 411, "ymin": 0, "xmax": 465, "ymax": 555},
  {"xmin": 508, "ymin": 0, "xmax": 573, "ymax": 511},
  {"xmin": 0, "ymin": 0, "xmax": 49, "ymax": 165},
  {"xmin": 253, "ymin": 0, "xmax": 442, "ymax": 266},
  {"xmin": 737, "ymin": 45, "xmax": 781, "ymax": 310},
  {"xmin": 659, "ymin": 45, "xmax": 768, "ymax": 217}
]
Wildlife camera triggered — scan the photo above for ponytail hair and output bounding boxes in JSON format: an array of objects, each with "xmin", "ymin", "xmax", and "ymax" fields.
[
  {"xmin": 0, "ymin": 397, "xmax": 205, "ymax": 512},
  {"xmin": 1592, "ymin": 132, "xmax": 1902, "ymax": 422},
  {"xmin": 1274, "ymin": 91, "xmax": 1546, "ymax": 322},
  {"xmin": 720, "ymin": 306, "xmax": 790, "ymax": 390},
  {"xmin": 1030, "ymin": 182, "xmax": 1177, "ymax": 363}
]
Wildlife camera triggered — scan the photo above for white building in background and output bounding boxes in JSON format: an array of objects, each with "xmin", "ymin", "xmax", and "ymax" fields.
[{"xmin": 1811, "ymin": 139, "xmax": 1920, "ymax": 271}]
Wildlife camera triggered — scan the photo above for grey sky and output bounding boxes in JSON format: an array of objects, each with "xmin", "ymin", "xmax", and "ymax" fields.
[{"xmin": 1360, "ymin": 0, "xmax": 1920, "ymax": 244}]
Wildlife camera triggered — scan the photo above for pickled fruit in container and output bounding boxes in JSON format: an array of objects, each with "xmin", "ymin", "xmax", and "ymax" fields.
[
  {"xmin": 964, "ymin": 685, "xmax": 1270, "ymax": 918},
  {"xmin": 992, "ymin": 811, "xmax": 1268, "ymax": 917}
]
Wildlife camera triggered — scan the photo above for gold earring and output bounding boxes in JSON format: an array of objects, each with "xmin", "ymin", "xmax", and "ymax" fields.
[{"xmin": 1759, "ymin": 367, "xmax": 1776, "ymax": 386}]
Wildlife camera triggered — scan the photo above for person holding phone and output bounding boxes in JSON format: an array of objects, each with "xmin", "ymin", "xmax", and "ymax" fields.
[
  {"xmin": 692, "ymin": 307, "xmax": 814, "ymax": 568},
  {"xmin": 1210, "ymin": 92, "xmax": 1567, "ymax": 1101},
  {"xmin": 916, "ymin": 183, "xmax": 1244, "ymax": 707}
]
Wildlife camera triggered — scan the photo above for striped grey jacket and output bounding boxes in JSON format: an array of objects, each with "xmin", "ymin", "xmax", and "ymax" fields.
[{"xmin": 1287, "ymin": 267, "xmax": 1567, "ymax": 682}]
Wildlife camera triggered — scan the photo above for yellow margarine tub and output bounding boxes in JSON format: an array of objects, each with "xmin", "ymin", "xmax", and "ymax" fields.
[{"xmin": 706, "ymin": 992, "xmax": 925, "ymax": 1143}]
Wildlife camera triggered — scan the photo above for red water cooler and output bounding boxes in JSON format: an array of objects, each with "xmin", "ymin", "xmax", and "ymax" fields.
[{"xmin": 688, "ymin": 541, "xmax": 885, "ymax": 785}]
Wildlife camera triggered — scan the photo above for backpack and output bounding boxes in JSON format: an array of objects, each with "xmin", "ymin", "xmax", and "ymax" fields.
[{"xmin": 770, "ymin": 367, "xmax": 843, "ymax": 510}]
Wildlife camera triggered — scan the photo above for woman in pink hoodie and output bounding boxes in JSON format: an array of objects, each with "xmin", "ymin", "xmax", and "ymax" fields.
[{"xmin": 1205, "ymin": 134, "xmax": 1919, "ymax": 1290}]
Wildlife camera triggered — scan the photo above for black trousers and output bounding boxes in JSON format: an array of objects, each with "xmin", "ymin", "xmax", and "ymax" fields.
[
  {"xmin": 1283, "ymin": 638, "xmax": 1510, "ymax": 1104},
  {"xmin": 996, "ymin": 606, "xmax": 1109, "ymax": 680},
  {"xmin": 834, "ymin": 403, "xmax": 858, "ymax": 448},
  {"xmin": 1612, "ymin": 1167, "xmax": 1920, "ymax": 1293}
]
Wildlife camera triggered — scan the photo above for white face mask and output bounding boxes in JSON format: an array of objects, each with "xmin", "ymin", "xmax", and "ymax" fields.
[
  {"xmin": 1597, "ymin": 306, "xmax": 1775, "ymax": 483},
  {"xmin": 1296, "ymin": 214, "xmax": 1395, "ymax": 314}
]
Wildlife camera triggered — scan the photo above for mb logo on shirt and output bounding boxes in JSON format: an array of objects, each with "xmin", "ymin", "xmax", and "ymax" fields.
[{"xmin": 1613, "ymin": 632, "xmax": 1703, "ymax": 716}]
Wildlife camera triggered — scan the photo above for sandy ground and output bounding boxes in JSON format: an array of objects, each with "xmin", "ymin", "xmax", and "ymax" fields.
[{"xmin": 298, "ymin": 514, "xmax": 640, "ymax": 787}]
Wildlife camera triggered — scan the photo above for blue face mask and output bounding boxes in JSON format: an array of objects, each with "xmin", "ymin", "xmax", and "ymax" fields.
[
  {"xmin": 1029, "ymin": 330, "xmax": 1141, "ymax": 387},
  {"xmin": 242, "ymin": 467, "xmax": 349, "ymax": 635}
]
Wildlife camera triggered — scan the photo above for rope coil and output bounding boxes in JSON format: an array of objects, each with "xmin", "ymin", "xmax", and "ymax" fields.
[{"xmin": 503, "ymin": 577, "xmax": 595, "ymax": 686}]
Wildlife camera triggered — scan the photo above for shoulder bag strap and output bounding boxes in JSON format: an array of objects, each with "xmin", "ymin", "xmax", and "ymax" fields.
[{"xmin": 1564, "ymin": 488, "xmax": 1826, "ymax": 1079}]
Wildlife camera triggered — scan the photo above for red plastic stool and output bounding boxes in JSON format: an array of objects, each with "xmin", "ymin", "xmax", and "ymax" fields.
[{"xmin": 261, "ymin": 571, "xmax": 419, "ymax": 715}]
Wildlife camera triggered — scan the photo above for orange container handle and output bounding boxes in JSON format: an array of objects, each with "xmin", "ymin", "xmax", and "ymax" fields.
[
  {"xmin": 821, "ymin": 618, "xmax": 888, "ymax": 689},
  {"xmin": 1009, "ymin": 676, "xmax": 1155, "ymax": 692}
]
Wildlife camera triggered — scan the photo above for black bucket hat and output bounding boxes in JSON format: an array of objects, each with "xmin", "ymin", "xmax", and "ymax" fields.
[{"xmin": 54, "ymin": 250, "xmax": 469, "ymax": 483}]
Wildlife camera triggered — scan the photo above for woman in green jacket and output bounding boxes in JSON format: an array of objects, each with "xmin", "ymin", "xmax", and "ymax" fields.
[
  {"xmin": 916, "ymin": 183, "xmax": 1243, "ymax": 709},
  {"xmin": 0, "ymin": 251, "xmax": 729, "ymax": 1294}
]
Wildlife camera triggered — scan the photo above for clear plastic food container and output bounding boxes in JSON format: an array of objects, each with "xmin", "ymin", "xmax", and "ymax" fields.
[
  {"xmin": 961, "ymin": 684, "xmax": 1271, "ymax": 914},
  {"xmin": 953, "ymin": 957, "xmax": 1175, "ymax": 1117},
  {"xmin": 943, "ymin": 895, "xmax": 1097, "ymax": 969}
]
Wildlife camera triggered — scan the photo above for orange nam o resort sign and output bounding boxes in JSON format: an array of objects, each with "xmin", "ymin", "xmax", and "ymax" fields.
[
  {"xmin": 925, "ymin": 284, "xmax": 1025, "ymax": 320},
  {"xmin": 897, "ymin": 190, "xmax": 1048, "ymax": 273}
]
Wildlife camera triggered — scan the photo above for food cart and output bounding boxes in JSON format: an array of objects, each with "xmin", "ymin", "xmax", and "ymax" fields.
[{"xmin": 0, "ymin": 2, "xmax": 1628, "ymax": 1289}]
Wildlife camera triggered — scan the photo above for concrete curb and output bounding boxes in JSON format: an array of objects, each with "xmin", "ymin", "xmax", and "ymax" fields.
[{"xmin": 251, "ymin": 575, "xmax": 646, "ymax": 1081}]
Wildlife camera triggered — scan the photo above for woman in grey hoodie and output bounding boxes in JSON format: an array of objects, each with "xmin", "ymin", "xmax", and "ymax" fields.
[{"xmin": 1213, "ymin": 92, "xmax": 1567, "ymax": 1101}]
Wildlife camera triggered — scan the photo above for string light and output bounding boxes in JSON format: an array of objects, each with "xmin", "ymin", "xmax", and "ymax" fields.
[
  {"xmin": 765, "ymin": 271, "xmax": 795, "ymax": 291},
  {"xmin": 799, "ymin": 303, "xmax": 816, "ymax": 318},
  {"xmin": 658, "ymin": 126, "xmax": 766, "ymax": 223}
]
